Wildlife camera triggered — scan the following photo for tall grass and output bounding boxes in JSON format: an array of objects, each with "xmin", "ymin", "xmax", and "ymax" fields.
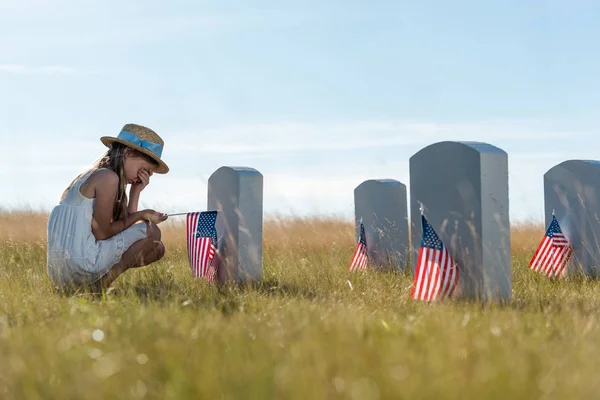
[{"xmin": 1, "ymin": 212, "xmax": 599, "ymax": 399}]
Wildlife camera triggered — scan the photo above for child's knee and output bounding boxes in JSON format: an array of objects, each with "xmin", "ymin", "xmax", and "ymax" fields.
[
  {"xmin": 155, "ymin": 242, "xmax": 166, "ymax": 260},
  {"xmin": 146, "ymin": 222, "xmax": 162, "ymax": 242}
]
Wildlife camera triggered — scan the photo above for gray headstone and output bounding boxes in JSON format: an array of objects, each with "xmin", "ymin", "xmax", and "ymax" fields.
[
  {"xmin": 354, "ymin": 179, "xmax": 410, "ymax": 270},
  {"xmin": 207, "ymin": 166, "xmax": 263, "ymax": 284},
  {"xmin": 409, "ymin": 141, "xmax": 511, "ymax": 302},
  {"xmin": 544, "ymin": 160, "xmax": 600, "ymax": 276}
]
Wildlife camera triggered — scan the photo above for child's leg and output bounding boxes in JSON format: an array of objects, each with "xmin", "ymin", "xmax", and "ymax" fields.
[
  {"xmin": 89, "ymin": 223, "xmax": 166, "ymax": 291},
  {"xmin": 127, "ymin": 222, "xmax": 165, "ymax": 268}
]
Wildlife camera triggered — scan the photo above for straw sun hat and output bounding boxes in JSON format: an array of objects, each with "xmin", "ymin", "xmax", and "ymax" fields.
[{"xmin": 100, "ymin": 123, "xmax": 169, "ymax": 174}]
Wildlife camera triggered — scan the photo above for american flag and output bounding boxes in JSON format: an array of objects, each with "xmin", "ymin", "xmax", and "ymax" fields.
[
  {"xmin": 348, "ymin": 222, "xmax": 368, "ymax": 271},
  {"xmin": 410, "ymin": 215, "xmax": 459, "ymax": 301},
  {"xmin": 186, "ymin": 211, "xmax": 219, "ymax": 281},
  {"xmin": 529, "ymin": 214, "xmax": 573, "ymax": 279}
]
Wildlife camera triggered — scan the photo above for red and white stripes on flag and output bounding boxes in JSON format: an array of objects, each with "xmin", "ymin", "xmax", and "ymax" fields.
[
  {"xmin": 186, "ymin": 211, "xmax": 218, "ymax": 281},
  {"xmin": 348, "ymin": 222, "xmax": 368, "ymax": 271},
  {"xmin": 410, "ymin": 215, "xmax": 459, "ymax": 301},
  {"xmin": 205, "ymin": 256, "xmax": 218, "ymax": 282},
  {"xmin": 529, "ymin": 214, "xmax": 573, "ymax": 279}
]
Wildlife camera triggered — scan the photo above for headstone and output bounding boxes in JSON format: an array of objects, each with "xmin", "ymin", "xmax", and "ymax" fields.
[
  {"xmin": 409, "ymin": 141, "xmax": 511, "ymax": 302},
  {"xmin": 354, "ymin": 179, "xmax": 410, "ymax": 270},
  {"xmin": 207, "ymin": 166, "xmax": 263, "ymax": 284},
  {"xmin": 544, "ymin": 160, "xmax": 600, "ymax": 276}
]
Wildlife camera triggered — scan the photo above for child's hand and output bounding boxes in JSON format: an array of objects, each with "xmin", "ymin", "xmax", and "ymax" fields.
[
  {"xmin": 142, "ymin": 209, "xmax": 168, "ymax": 224},
  {"xmin": 131, "ymin": 169, "xmax": 151, "ymax": 194}
]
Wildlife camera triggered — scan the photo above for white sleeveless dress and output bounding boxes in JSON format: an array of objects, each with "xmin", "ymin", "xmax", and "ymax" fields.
[{"xmin": 47, "ymin": 168, "xmax": 148, "ymax": 287}]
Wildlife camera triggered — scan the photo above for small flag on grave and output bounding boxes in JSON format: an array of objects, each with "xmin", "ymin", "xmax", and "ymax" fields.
[
  {"xmin": 348, "ymin": 222, "xmax": 368, "ymax": 271},
  {"xmin": 529, "ymin": 212, "xmax": 573, "ymax": 279},
  {"xmin": 410, "ymin": 213, "xmax": 459, "ymax": 301},
  {"xmin": 186, "ymin": 211, "xmax": 219, "ymax": 281}
]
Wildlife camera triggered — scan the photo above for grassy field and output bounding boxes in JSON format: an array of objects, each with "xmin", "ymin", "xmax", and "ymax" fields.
[{"xmin": 1, "ymin": 212, "xmax": 600, "ymax": 399}]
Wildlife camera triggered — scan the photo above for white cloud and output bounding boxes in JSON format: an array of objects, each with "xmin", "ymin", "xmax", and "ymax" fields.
[
  {"xmin": 0, "ymin": 140, "xmax": 102, "ymax": 175},
  {"xmin": 0, "ymin": 7, "xmax": 287, "ymax": 50},
  {"xmin": 168, "ymin": 120, "xmax": 573, "ymax": 155},
  {"xmin": 510, "ymin": 152, "xmax": 567, "ymax": 160},
  {"xmin": 0, "ymin": 165, "xmax": 88, "ymax": 175},
  {"xmin": 0, "ymin": 64, "xmax": 96, "ymax": 75}
]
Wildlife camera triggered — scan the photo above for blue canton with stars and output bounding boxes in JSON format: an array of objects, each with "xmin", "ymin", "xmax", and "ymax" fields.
[
  {"xmin": 420, "ymin": 215, "xmax": 444, "ymax": 250},
  {"xmin": 358, "ymin": 222, "xmax": 367, "ymax": 245},
  {"xmin": 196, "ymin": 211, "xmax": 218, "ymax": 243},
  {"xmin": 545, "ymin": 215, "xmax": 562, "ymax": 238}
]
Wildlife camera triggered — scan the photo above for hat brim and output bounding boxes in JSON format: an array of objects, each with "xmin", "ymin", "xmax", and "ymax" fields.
[{"xmin": 100, "ymin": 136, "xmax": 169, "ymax": 174}]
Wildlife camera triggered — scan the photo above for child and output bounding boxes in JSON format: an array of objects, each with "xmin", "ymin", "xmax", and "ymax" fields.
[{"xmin": 47, "ymin": 123, "xmax": 170, "ymax": 291}]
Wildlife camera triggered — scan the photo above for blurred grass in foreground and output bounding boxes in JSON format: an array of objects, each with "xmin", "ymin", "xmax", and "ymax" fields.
[{"xmin": 1, "ymin": 212, "xmax": 600, "ymax": 399}]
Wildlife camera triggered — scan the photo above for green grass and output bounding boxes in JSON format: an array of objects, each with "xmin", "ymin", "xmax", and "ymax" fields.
[{"xmin": 1, "ymin": 213, "xmax": 600, "ymax": 399}]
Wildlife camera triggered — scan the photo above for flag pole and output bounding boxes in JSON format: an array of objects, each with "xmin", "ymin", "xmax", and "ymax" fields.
[
  {"xmin": 419, "ymin": 202, "xmax": 424, "ymax": 216},
  {"xmin": 167, "ymin": 210, "xmax": 220, "ymax": 217}
]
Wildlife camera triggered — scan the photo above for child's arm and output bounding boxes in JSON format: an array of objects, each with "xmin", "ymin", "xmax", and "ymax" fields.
[
  {"xmin": 128, "ymin": 169, "xmax": 150, "ymax": 214},
  {"xmin": 91, "ymin": 170, "xmax": 165, "ymax": 241},
  {"xmin": 128, "ymin": 190, "xmax": 139, "ymax": 214}
]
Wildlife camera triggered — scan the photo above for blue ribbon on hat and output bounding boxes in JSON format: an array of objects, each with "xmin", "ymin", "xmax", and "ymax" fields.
[{"xmin": 117, "ymin": 130, "xmax": 163, "ymax": 158}]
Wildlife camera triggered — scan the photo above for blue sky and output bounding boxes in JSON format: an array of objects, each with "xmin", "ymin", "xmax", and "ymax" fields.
[{"xmin": 1, "ymin": 0, "xmax": 599, "ymax": 222}]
